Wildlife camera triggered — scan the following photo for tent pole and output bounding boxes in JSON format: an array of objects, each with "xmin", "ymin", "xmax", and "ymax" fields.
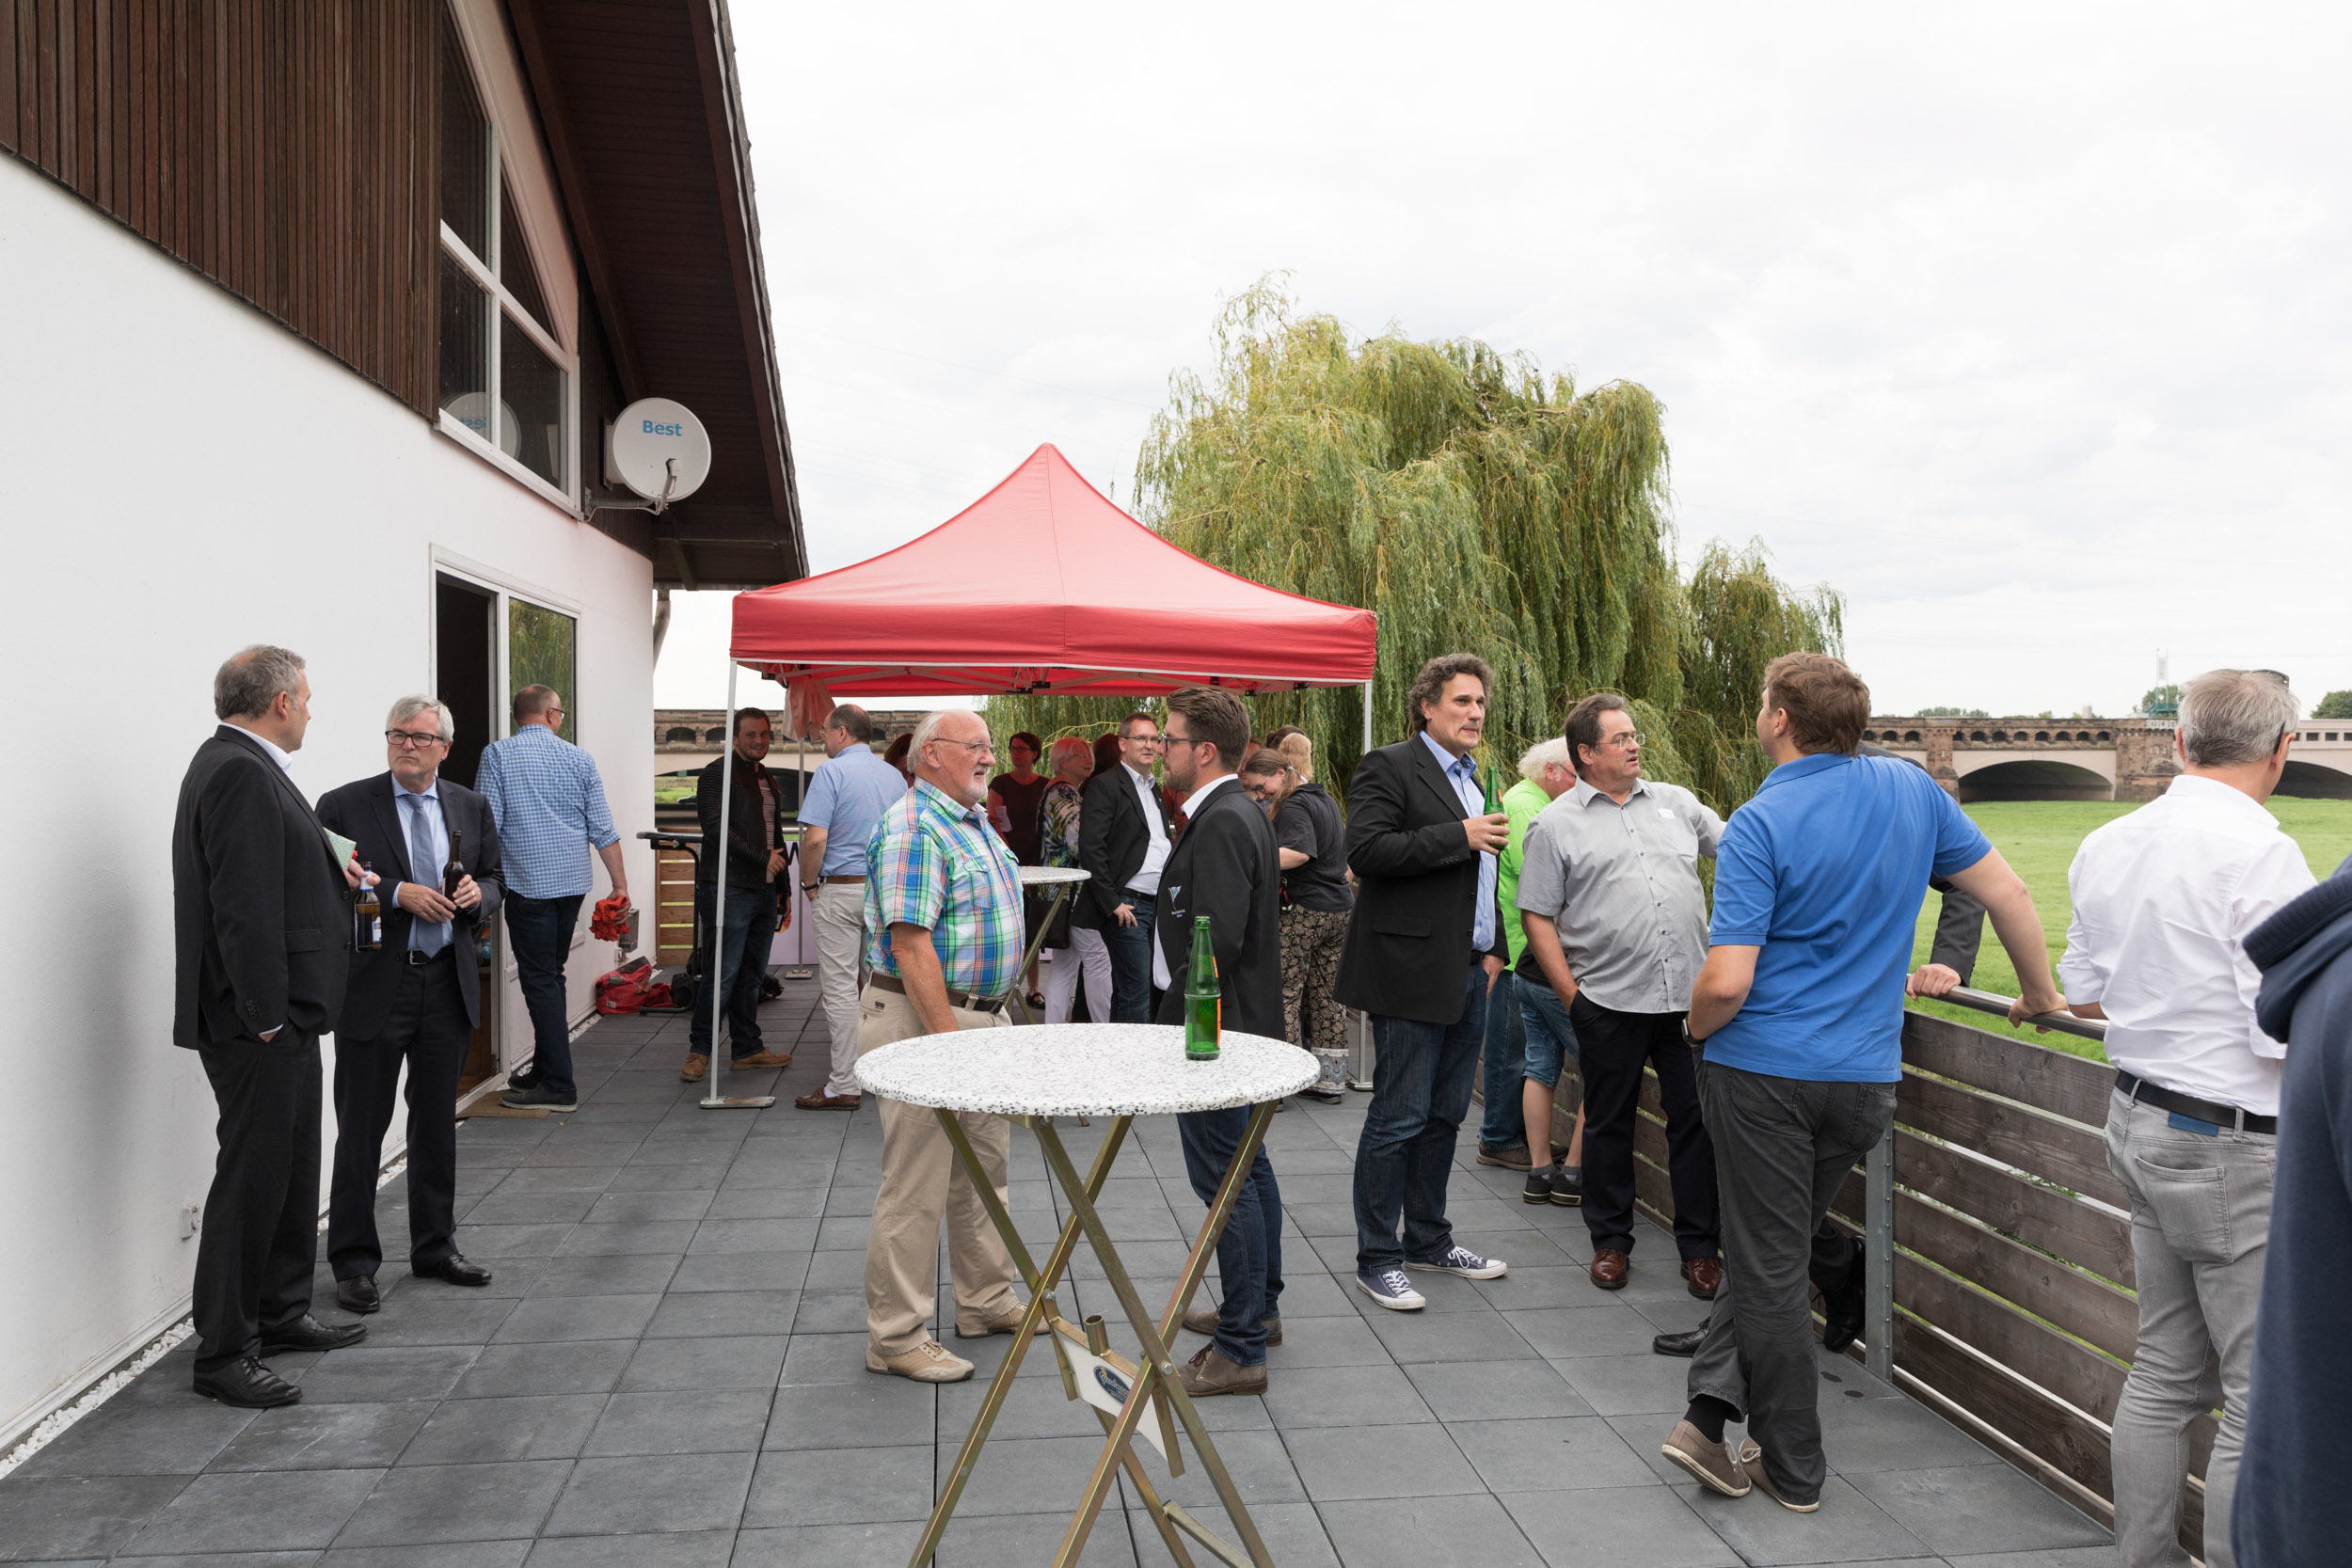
[
  {"xmin": 705, "ymin": 659, "xmax": 773, "ymax": 1109},
  {"xmin": 785, "ymin": 714, "xmax": 813, "ymax": 979},
  {"xmin": 1352, "ymin": 678, "xmax": 1375, "ymax": 1091}
]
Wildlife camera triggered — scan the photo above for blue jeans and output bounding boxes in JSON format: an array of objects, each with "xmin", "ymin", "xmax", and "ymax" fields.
[
  {"xmin": 1178, "ymin": 1106, "xmax": 1284, "ymax": 1368},
  {"xmin": 1103, "ymin": 891, "xmax": 1158, "ymax": 1023},
  {"xmin": 1518, "ymin": 976, "xmax": 1580, "ymax": 1088},
  {"xmin": 1479, "ymin": 970, "xmax": 1528, "ymax": 1149},
  {"xmin": 1354, "ymin": 965, "xmax": 1487, "ymax": 1275},
  {"xmin": 690, "ymin": 884, "xmax": 779, "ymax": 1059},
  {"xmin": 505, "ymin": 893, "xmax": 583, "ymax": 1099}
]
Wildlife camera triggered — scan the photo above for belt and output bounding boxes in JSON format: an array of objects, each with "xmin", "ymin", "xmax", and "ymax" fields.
[
  {"xmin": 868, "ymin": 971, "xmax": 1007, "ymax": 1015},
  {"xmin": 404, "ymin": 946, "xmax": 455, "ymax": 967},
  {"xmin": 2115, "ymin": 1069, "xmax": 2276, "ymax": 1134},
  {"xmin": 822, "ymin": 875, "xmax": 863, "ymax": 885}
]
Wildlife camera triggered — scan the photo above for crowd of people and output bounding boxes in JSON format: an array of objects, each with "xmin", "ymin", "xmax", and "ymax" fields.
[{"xmin": 171, "ymin": 642, "xmax": 2352, "ymax": 1565}]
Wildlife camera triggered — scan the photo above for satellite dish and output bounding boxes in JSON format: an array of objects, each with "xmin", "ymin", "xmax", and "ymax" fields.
[
  {"xmin": 445, "ymin": 393, "xmax": 520, "ymax": 458},
  {"xmin": 609, "ymin": 398, "xmax": 712, "ymax": 504}
]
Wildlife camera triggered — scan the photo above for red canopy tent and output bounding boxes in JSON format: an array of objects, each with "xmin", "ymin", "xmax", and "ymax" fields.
[
  {"xmin": 726, "ymin": 443, "xmax": 1377, "ymax": 697},
  {"xmin": 691, "ymin": 445, "xmax": 1377, "ymax": 1107}
]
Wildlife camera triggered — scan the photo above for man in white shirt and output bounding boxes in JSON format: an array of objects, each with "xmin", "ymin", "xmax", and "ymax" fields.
[
  {"xmin": 2052, "ymin": 670, "xmax": 2312, "ymax": 1568},
  {"xmin": 1074, "ymin": 713, "xmax": 1175, "ymax": 1022}
]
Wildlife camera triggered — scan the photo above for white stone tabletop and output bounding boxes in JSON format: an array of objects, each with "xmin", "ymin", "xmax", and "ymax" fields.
[
  {"xmin": 854, "ymin": 1024, "xmax": 1316, "ymax": 1116},
  {"xmin": 1017, "ymin": 865, "xmax": 1091, "ymax": 885}
]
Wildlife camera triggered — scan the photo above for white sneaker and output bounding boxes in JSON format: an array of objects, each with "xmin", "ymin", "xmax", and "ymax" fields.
[
  {"xmin": 1407, "ymin": 1245, "xmax": 1507, "ymax": 1280},
  {"xmin": 866, "ymin": 1339, "xmax": 974, "ymax": 1383},
  {"xmin": 1356, "ymin": 1268, "xmax": 1427, "ymax": 1311}
]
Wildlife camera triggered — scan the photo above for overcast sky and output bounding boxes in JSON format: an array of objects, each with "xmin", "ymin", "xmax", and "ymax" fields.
[{"xmin": 654, "ymin": 3, "xmax": 2351, "ymax": 722}]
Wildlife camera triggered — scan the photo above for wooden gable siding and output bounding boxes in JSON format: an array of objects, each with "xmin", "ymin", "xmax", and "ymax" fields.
[{"xmin": 2, "ymin": 0, "xmax": 437, "ymax": 417}]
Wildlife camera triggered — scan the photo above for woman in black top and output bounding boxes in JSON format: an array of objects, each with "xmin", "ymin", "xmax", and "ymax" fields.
[{"xmin": 1241, "ymin": 736, "xmax": 1354, "ymax": 1076}]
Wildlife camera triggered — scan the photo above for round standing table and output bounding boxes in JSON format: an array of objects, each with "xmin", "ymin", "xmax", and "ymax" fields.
[
  {"xmin": 1010, "ymin": 865, "xmax": 1090, "ymax": 1024},
  {"xmin": 857, "ymin": 1024, "xmax": 1317, "ymax": 1568}
]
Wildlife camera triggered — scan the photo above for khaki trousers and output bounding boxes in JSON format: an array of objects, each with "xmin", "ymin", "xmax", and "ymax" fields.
[
  {"xmin": 860, "ymin": 985, "xmax": 1022, "ymax": 1354},
  {"xmin": 813, "ymin": 882, "xmax": 868, "ymax": 1098}
]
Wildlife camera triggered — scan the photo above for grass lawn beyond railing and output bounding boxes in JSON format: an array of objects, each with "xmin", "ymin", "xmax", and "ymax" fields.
[{"xmin": 1905, "ymin": 798, "xmax": 2352, "ymax": 1059}]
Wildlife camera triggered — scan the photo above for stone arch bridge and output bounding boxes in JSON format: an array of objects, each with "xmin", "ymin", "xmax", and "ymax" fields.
[{"xmin": 1869, "ymin": 715, "xmax": 2352, "ymax": 802}]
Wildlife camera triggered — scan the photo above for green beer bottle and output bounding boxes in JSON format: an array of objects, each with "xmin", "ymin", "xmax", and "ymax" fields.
[
  {"xmin": 1483, "ymin": 764, "xmax": 1506, "ymax": 818},
  {"xmin": 1184, "ymin": 914, "xmax": 1220, "ymax": 1062}
]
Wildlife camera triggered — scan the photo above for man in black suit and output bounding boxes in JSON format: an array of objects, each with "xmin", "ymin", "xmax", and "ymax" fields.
[
  {"xmin": 316, "ymin": 696, "xmax": 504, "ymax": 1313},
  {"xmin": 1074, "ymin": 711, "xmax": 1174, "ymax": 1022},
  {"xmin": 1338, "ymin": 653, "xmax": 1514, "ymax": 1312},
  {"xmin": 681, "ymin": 707, "xmax": 796, "ymax": 1082},
  {"xmin": 172, "ymin": 646, "xmax": 370, "ymax": 1408},
  {"xmin": 1150, "ymin": 688, "xmax": 1286, "ymax": 1397}
]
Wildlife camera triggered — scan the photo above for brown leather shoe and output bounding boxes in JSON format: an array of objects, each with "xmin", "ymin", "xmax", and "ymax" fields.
[
  {"xmin": 1174, "ymin": 1343, "xmax": 1266, "ymax": 1398},
  {"xmin": 1179, "ymin": 1307, "xmax": 1282, "ymax": 1346},
  {"xmin": 679, "ymin": 1053, "xmax": 707, "ymax": 1083},
  {"xmin": 1682, "ymin": 1257, "xmax": 1723, "ymax": 1300},
  {"xmin": 794, "ymin": 1090, "xmax": 861, "ymax": 1110},
  {"xmin": 1589, "ymin": 1248, "xmax": 1629, "ymax": 1290},
  {"xmin": 734, "ymin": 1050, "xmax": 793, "ymax": 1069}
]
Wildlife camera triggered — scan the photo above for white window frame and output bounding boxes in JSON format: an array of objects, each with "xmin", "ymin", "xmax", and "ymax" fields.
[{"xmin": 437, "ymin": 20, "xmax": 580, "ymax": 515}]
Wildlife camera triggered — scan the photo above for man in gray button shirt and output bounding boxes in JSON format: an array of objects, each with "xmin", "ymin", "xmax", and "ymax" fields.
[{"xmin": 1517, "ymin": 692, "xmax": 1725, "ymax": 1298}]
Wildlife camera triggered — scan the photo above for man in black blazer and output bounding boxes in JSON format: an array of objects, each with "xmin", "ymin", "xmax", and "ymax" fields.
[
  {"xmin": 682, "ymin": 707, "xmax": 796, "ymax": 1081},
  {"xmin": 1337, "ymin": 653, "xmax": 1514, "ymax": 1312},
  {"xmin": 316, "ymin": 696, "xmax": 505, "ymax": 1313},
  {"xmin": 1149, "ymin": 688, "xmax": 1285, "ymax": 1397},
  {"xmin": 1074, "ymin": 711, "xmax": 1175, "ymax": 1022},
  {"xmin": 172, "ymin": 646, "xmax": 370, "ymax": 1408}
]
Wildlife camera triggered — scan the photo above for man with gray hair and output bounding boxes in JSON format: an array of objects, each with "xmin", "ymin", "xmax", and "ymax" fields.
[
  {"xmin": 172, "ymin": 645, "xmax": 371, "ymax": 1407},
  {"xmin": 2023, "ymin": 669, "xmax": 2311, "ymax": 1567},
  {"xmin": 316, "ymin": 697, "xmax": 505, "ymax": 1312}
]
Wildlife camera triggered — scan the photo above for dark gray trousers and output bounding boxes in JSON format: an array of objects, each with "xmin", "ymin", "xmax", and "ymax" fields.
[{"xmin": 1686, "ymin": 1059, "xmax": 1896, "ymax": 1502}]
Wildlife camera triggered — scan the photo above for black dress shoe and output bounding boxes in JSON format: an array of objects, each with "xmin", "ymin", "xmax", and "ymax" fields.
[
  {"xmin": 336, "ymin": 1275, "xmax": 382, "ymax": 1314},
  {"xmin": 1653, "ymin": 1325, "xmax": 1708, "ymax": 1358},
  {"xmin": 194, "ymin": 1355, "xmax": 303, "ymax": 1407},
  {"xmin": 259, "ymin": 1314, "xmax": 368, "ymax": 1354},
  {"xmin": 413, "ymin": 1254, "xmax": 493, "ymax": 1288}
]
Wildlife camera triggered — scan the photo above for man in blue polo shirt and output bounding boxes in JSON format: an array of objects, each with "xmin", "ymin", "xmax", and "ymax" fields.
[{"xmin": 1659, "ymin": 653, "xmax": 2063, "ymax": 1514}]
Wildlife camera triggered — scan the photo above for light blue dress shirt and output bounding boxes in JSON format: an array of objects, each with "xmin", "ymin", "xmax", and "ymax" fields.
[
  {"xmin": 798, "ymin": 744, "xmax": 908, "ymax": 878},
  {"xmin": 386, "ymin": 779, "xmax": 453, "ymax": 957},
  {"xmin": 1420, "ymin": 730, "xmax": 1497, "ymax": 952},
  {"xmin": 474, "ymin": 723, "xmax": 619, "ymax": 900}
]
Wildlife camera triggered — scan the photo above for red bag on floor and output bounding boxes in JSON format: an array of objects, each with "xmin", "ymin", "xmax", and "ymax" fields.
[{"xmin": 596, "ymin": 958, "xmax": 655, "ymax": 1014}]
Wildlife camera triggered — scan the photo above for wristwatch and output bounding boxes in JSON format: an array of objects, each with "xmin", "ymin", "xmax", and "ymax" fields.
[
  {"xmin": 800, "ymin": 879, "xmax": 820, "ymax": 895},
  {"xmin": 1682, "ymin": 1021, "xmax": 1706, "ymax": 1051}
]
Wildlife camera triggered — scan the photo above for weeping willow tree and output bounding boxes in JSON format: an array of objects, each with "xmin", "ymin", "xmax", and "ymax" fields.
[{"xmin": 990, "ymin": 281, "xmax": 1841, "ymax": 816}]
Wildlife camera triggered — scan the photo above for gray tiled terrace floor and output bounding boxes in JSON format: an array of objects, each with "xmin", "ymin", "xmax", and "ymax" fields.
[{"xmin": 0, "ymin": 984, "xmax": 2118, "ymax": 1566}]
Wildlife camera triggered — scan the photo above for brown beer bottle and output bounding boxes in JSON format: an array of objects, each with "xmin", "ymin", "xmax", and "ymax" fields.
[
  {"xmin": 354, "ymin": 863, "xmax": 382, "ymax": 950},
  {"xmin": 441, "ymin": 829, "xmax": 466, "ymax": 899}
]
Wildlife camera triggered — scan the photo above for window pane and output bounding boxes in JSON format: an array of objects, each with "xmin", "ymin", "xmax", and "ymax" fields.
[
  {"xmin": 500, "ymin": 185, "xmax": 555, "ymax": 339},
  {"xmin": 437, "ymin": 252, "xmax": 495, "ymax": 440},
  {"xmin": 439, "ymin": 23, "xmax": 490, "ymax": 258},
  {"xmin": 509, "ymin": 600, "xmax": 577, "ymax": 743},
  {"xmin": 501, "ymin": 310, "xmax": 567, "ymax": 489}
]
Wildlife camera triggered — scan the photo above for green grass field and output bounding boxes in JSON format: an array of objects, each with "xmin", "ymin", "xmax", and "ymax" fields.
[{"xmin": 1904, "ymin": 798, "xmax": 2352, "ymax": 1058}]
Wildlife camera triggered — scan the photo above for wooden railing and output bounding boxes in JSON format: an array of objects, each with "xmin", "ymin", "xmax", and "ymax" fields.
[{"xmin": 1609, "ymin": 1004, "xmax": 2198, "ymax": 1552}]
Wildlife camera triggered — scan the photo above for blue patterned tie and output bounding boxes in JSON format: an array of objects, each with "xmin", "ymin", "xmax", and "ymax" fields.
[{"xmin": 403, "ymin": 793, "xmax": 448, "ymax": 958}]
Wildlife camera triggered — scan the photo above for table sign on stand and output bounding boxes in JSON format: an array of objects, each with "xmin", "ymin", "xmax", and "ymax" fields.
[{"xmin": 856, "ymin": 1024, "xmax": 1316, "ymax": 1568}]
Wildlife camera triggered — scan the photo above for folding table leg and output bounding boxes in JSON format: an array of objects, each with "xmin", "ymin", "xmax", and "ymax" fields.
[
  {"xmin": 1033, "ymin": 1106, "xmax": 1281, "ymax": 1568},
  {"xmin": 909, "ymin": 1112, "xmax": 1130, "ymax": 1568}
]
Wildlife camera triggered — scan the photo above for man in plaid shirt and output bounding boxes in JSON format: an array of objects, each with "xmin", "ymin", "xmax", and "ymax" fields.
[{"xmin": 860, "ymin": 709, "xmax": 1038, "ymax": 1383}]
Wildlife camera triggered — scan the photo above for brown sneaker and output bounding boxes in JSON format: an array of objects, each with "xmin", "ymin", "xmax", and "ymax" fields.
[
  {"xmin": 794, "ymin": 1090, "xmax": 861, "ymax": 1110},
  {"xmin": 953, "ymin": 1303, "xmax": 1048, "ymax": 1339},
  {"xmin": 1682, "ymin": 1257, "xmax": 1723, "ymax": 1300},
  {"xmin": 1740, "ymin": 1441, "xmax": 1820, "ymax": 1512},
  {"xmin": 866, "ymin": 1339, "xmax": 974, "ymax": 1383},
  {"xmin": 734, "ymin": 1050, "xmax": 793, "ymax": 1069},
  {"xmin": 1476, "ymin": 1142, "xmax": 1534, "ymax": 1170},
  {"xmin": 1174, "ymin": 1343, "xmax": 1266, "ymax": 1398},
  {"xmin": 1661, "ymin": 1419, "xmax": 1751, "ymax": 1497},
  {"xmin": 1179, "ymin": 1307, "xmax": 1282, "ymax": 1346},
  {"xmin": 679, "ymin": 1053, "xmax": 707, "ymax": 1083}
]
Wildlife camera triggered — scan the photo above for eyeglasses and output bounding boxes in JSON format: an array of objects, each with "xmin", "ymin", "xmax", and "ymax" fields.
[
  {"xmin": 929, "ymin": 737, "xmax": 993, "ymax": 756},
  {"xmin": 1161, "ymin": 734, "xmax": 1206, "ymax": 751},
  {"xmin": 1123, "ymin": 733, "xmax": 1163, "ymax": 746},
  {"xmin": 1602, "ymin": 731, "xmax": 1646, "ymax": 749},
  {"xmin": 386, "ymin": 729, "xmax": 447, "ymax": 749}
]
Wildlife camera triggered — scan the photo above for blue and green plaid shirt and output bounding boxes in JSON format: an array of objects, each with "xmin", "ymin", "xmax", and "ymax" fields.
[{"xmin": 865, "ymin": 778, "xmax": 1025, "ymax": 998}]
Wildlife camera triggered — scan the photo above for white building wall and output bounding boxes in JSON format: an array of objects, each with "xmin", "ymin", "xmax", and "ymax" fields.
[{"xmin": 0, "ymin": 156, "xmax": 656, "ymax": 1444}]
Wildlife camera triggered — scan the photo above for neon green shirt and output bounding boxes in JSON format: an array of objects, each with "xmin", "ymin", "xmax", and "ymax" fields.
[{"xmin": 1498, "ymin": 776, "xmax": 1551, "ymax": 967}]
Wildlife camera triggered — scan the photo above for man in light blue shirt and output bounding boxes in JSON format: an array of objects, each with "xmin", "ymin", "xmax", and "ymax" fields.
[
  {"xmin": 478, "ymin": 685, "xmax": 627, "ymax": 1113},
  {"xmin": 1661, "ymin": 653, "xmax": 2058, "ymax": 1513},
  {"xmin": 792, "ymin": 705, "xmax": 911, "ymax": 1108}
]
